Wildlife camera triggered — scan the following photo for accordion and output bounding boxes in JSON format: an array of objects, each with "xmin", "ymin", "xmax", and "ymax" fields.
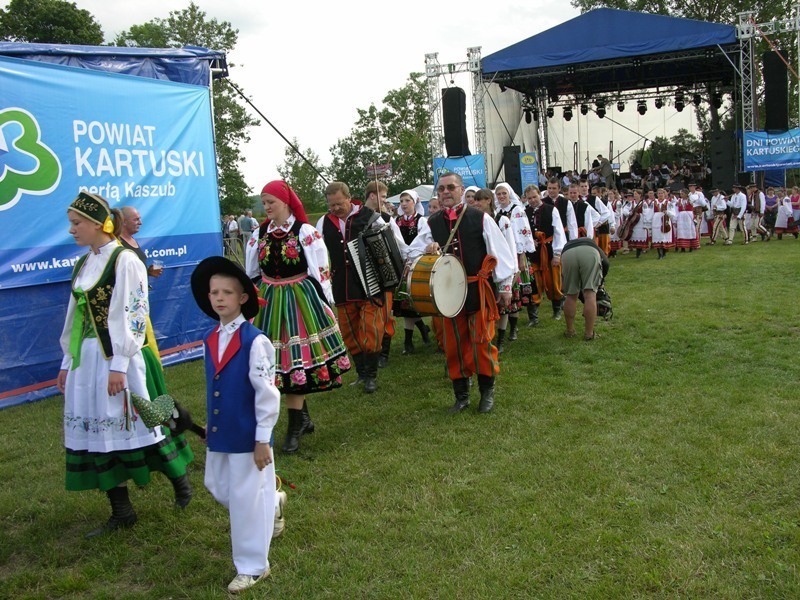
[{"xmin": 346, "ymin": 224, "xmax": 404, "ymax": 298}]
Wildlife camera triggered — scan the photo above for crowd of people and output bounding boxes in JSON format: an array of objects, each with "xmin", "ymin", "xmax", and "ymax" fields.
[{"xmin": 56, "ymin": 173, "xmax": 794, "ymax": 593}]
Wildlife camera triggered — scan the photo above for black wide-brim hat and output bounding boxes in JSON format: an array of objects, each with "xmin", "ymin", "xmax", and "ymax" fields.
[{"xmin": 191, "ymin": 256, "xmax": 259, "ymax": 321}]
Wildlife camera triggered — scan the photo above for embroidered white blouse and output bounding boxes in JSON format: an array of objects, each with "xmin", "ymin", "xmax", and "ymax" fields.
[{"xmin": 59, "ymin": 241, "xmax": 148, "ymax": 374}]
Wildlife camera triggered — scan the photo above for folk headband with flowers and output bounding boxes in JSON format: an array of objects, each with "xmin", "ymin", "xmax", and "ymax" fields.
[{"xmin": 68, "ymin": 192, "xmax": 115, "ymax": 235}]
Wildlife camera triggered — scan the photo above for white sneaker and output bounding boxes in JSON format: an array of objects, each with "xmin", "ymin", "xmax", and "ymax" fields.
[
  {"xmin": 228, "ymin": 571, "xmax": 268, "ymax": 593},
  {"xmin": 272, "ymin": 490, "xmax": 287, "ymax": 538}
]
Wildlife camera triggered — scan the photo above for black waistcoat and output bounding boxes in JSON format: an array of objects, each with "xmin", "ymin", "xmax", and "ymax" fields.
[
  {"xmin": 585, "ymin": 196, "xmax": 610, "ymax": 233},
  {"xmin": 525, "ymin": 203, "xmax": 555, "ymax": 260},
  {"xmin": 396, "ymin": 213, "xmax": 421, "ymax": 245},
  {"xmin": 257, "ymin": 219, "xmax": 309, "ymax": 279},
  {"xmin": 321, "ymin": 206, "xmax": 377, "ymax": 304},
  {"xmin": 574, "ymin": 200, "xmax": 589, "ymax": 231},
  {"xmin": 428, "ymin": 206, "xmax": 492, "ymax": 314}
]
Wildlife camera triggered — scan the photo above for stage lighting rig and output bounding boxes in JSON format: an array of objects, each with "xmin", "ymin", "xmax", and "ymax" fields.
[
  {"xmin": 617, "ymin": 101, "xmax": 625, "ymax": 112},
  {"xmin": 546, "ymin": 106, "xmax": 554, "ymax": 119},
  {"xmin": 693, "ymin": 93, "xmax": 702, "ymax": 107},
  {"xmin": 675, "ymin": 90, "xmax": 685, "ymax": 112},
  {"xmin": 580, "ymin": 104, "xmax": 589, "ymax": 115},
  {"xmin": 637, "ymin": 100, "xmax": 647, "ymax": 115},
  {"xmin": 654, "ymin": 97, "xmax": 663, "ymax": 109},
  {"xmin": 712, "ymin": 92, "xmax": 722, "ymax": 109},
  {"xmin": 596, "ymin": 100, "xmax": 606, "ymax": 119},
  {"xmin": 563, "ymin": 106, "xmax": 573, "ymax": 121}
]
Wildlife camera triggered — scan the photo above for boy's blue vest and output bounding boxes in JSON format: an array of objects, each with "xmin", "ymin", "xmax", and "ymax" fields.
[{"xmin": 204, "ymin": 321, "xmax": 261, "ymax": 453}]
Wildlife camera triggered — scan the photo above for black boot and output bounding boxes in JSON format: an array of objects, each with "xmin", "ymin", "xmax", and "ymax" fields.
[
  {"xmin": 363, "ymin": 352, "xmax": 379, "ymax": 393},
  {"xmin": 170, "ymin": 474, "xmax": 193, "ymax": 509},
  {"xmin": 636, "ymin": 248, "xmax": 642, "ymax": 258},
  {"xmin": 282, "ymin": 408, "xmax": 304, "ymax": 453},
  {"xmin": 85, "ymin": 486, "xmax": 137, "ymax": 538},
  {"xmin": 378, "ymin": 334, "xmax": 391, "ymax": 368},
  {"xmin": 477, "ymin": 375, "xmax": 495, "ymax": 413},
  {"xmin": 402, "ymin": 329, "xmax": 415, "ymax": 355},
  {"xmin": 349, "ymin": 354, "xmax": 365, "ymax": 386},
  {"xmin": 448, "ymin": 378, "xmax": 470, "ymax": 414},
  {"xmin": 508, "ymin": 316, "xmax": 519, "ymax": 341},
  {"xmin": 415, "ymin": 319, "xmax": 431, "ymax": 345},
  {"xmin": 300, "ymin": 400, "xmax": 315, "ymax": 435},
  {"xmin": 527, "ymin": 304, "xmax": 539, "ymax": 327},
  {"xmin": 552, "ymin": 299, "xmax": 563, "ymax": 320},
  {"xmin": 496, "ymin": 328, "xmax": 506, "ymax": 354}
]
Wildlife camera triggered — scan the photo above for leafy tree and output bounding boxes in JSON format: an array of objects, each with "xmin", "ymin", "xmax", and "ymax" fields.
[
  {"xmin": 276, "ymin": 139, "xmax": 327, "ymax": 213},
  {"xmin": 329, "ymin": 73, "xmax": 430, "ymax": 196},
  {"xmin": 115, "ymin": 2, "xmax": 257, "ymax": 216},
  {"xmin": 0, "ymin": 0, "xmax": 103, "ymax": 44},
  {"xmin": 630, "ymin": 128, "xmax": 704, "ymax": 166}
]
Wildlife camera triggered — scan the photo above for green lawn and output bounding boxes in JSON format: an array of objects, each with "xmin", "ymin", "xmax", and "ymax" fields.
[{"xmin": 2, "ymin": 239, "xmax": 800, "ymax": 599}]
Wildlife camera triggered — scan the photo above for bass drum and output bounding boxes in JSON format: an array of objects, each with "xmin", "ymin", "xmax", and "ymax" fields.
[{"xmin": 407, "ymin": 254, "xmax": 467, "ymax": 318}]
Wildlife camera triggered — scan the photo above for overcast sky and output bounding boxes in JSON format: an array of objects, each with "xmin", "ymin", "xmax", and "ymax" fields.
[{"xmin": 4, "ymin": 0, "xmax": 702, "ymax": 187}]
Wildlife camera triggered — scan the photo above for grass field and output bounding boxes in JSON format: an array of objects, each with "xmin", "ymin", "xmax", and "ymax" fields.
[{"xmin": 1, "ymin": 239, "xmax": 799, "ymax": 599}]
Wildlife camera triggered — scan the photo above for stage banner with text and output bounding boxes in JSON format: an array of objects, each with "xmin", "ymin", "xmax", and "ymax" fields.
[
  {"xmin": 519, "ymin": 152, "xmax": 539, "ymax": 191},
  {"xmin": 743, "ymin": 129, "xmax": 800, "ymax": 172},
  {"xmin": 433, "ymin": 155, "xmax": 486, "ymax": 189},
  {"xmin": 0, "ymin": 55, "xmax": 221, "ymax": 289}
]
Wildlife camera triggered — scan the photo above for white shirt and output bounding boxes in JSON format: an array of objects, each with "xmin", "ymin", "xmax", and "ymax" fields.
[
  {"xmin": 728, "ymin": 192, "xmax": 747, "ymax": 218},
  {"xmin": 212, "ymin": 313, "xmax": 280, "ymax": 444},
  {"xmin": 711, "ymin": 194, "xmax": 728, "ymax": 212},
  {"xmin": 245, "ymin": 214, "xmax": 334, "ymax": 304},
  {"xmin": 60, "ymin": 241, "xmax": 148, "ymax": 373},
  {"xmin": 528, "ymin": 202, "xmax": 566, "ymax": 255}
]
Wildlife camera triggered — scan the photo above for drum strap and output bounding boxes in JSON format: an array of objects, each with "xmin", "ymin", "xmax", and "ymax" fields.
[
  {"xmin": 465, "ymin": 255, "xmax": 499, "ymax": 343},
  {"xmin": 441, "ymin": 207, "xmax": 468, "ymax": 255}
]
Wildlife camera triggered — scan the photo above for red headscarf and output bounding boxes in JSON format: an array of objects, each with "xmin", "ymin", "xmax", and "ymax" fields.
[{"xmin": 260, "ymin": 180, "xmax": 309, "ymax": 225}]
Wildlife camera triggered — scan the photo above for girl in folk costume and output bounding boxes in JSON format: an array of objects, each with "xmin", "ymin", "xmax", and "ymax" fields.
[
  {"xmin": 774, "ymin": 191, "xmax": 799, "ymax": 239},
  {"xmin": 762, "ymin": 187, "xmax": 780, "ymax": 241},
  {"xmin": 675, "ymin": 189, "xmax": 700, "ymax": 251},
  {"xmin": 245, "ymin": 181, "xmax": 351, "ymax": 454},
  {"xmin": 58, "ymin": 192, "xmax": 193, "ymax": 538},
  {"xmin": 628, "ymin": 190, "xmax": 652, "ymax": 257},
  {"xmin": 494, "ymin": 183, "xmax": 535, "ymax": 345},
  {"xmin": 607, "ymin": 189, "xmax": 624, "ymax": 256},
  {"xmin": 473, "ymin": 188, "xmax": 519, "ymax": 353},
  {"xmin": 791, "ymin": 186, "xmax": 800, "ymax": 224},
  {"xmin": 394, "ymin": 190, "xmax": 432, "ymax": 354},
  {"xmin": 462, "ymin": 185, "xmax": 480, "ymax": 206},
  {"xmin": 425, "ymin": 196, "xmax": 446, "ymax": 354},
  {"xmin": 650, "ymin": 188, "xmax": 677, "ymax": 259}
]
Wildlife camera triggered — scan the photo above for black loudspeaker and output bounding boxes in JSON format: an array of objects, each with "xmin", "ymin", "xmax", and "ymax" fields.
[
  {"xmin": 709, "ymin": 131, "xmax": 736, "ymax": 192},
  {"xmin": 442, "ymin": 87, "xmax": 471, "ymax": 157},
  {"xmin": 763, "ymin": 51, "xmax": 789, "ymax": 133},
  {"xmin": 502, "ymin": 146, "xmax": 522, "ymax": 194},
  {"xmin": 738, "ymin": 172, "xmax": 752, "ymax": 186}
]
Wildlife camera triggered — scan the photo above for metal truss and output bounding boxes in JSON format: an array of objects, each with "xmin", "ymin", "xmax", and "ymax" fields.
[{"xmin": 425, "ymin": 48, "xmax": 486, "ymax": 163}]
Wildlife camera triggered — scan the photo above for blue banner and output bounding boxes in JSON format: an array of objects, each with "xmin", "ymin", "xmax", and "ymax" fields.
[
  {"xmin": 0, "ymin": 55, "xmax": 221, "ymax": 289},
  {"xmin": 433, "ymin": 155, "xmax": 487, "ymax": 189},
  {"xmin": 519, "ymin": 152, "xmax": 539, "ymax": 192},
  {"xmin": 743, "ymin": 129, "xmax": 800, "ymax": 172}
]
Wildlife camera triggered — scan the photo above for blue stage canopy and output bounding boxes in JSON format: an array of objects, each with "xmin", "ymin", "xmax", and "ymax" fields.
[
  {"xmin": 0, "ymin": 42, "xmax": 227, "ymax": 85},
  {"xmin": 483, "ymin": 9, "xmax": 737, "ymax": 74}
]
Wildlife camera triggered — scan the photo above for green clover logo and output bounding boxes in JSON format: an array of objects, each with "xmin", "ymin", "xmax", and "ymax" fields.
[{"xmin": 0, "ymin": 108, "xmax": 61, "ymax": 211}]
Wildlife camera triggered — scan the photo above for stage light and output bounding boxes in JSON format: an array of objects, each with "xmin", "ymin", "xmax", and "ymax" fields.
[
  {"xmin": 637, "ymin": 100, "xmax": 647, "ymax": 115},
  {"xmin": 617, "ymin": 101, "xmax": 625, "ymax": 112},
  {"xmin": 499, "ymin": 83, "xmax": 507, "ymax": 92},
  {"xmin": 524, "ymin": 109, "xmax": 532, "ymax": 124},
  {"xmin": 546, "ymin": 106, "xmax": 554, "ymax": 119},
  {"xmin": 655, "ymin": 97, "xmax": 664, "ymax": 109},
  {"xmin": 675, "ymin": 100, "xmax": 685, "ymax": 112},
  {"xmin": 532, "ymin": 107, "xmax": 539, "ymax": 121},
  {"xmin": 596, "ymin": 100, "xmax": 606, "ymax": 119},
  {"xmin": 712, "ymin": 92, "xmax": 722, "ymax": 109},
  {"xmin": 563, "ymin": 106, "xmax": 573, "ymax": 121},
  {"xmin": 580, "ymin": 104, "xmax": 589, "ymax": 115},
  {"xmin": 693, "ymin": 93, "xmax": 702, "ymax": 107}
]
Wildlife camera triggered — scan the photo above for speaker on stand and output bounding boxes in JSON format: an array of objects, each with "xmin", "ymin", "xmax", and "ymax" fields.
[{"xmin": 442, "ymin": 87, "xmax": 471, "ymax": 157}]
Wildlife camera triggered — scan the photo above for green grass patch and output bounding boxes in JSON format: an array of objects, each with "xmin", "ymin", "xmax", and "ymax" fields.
[{"xmin": 2, "ymin": 240, "xmax": 800, "ymax": 598}]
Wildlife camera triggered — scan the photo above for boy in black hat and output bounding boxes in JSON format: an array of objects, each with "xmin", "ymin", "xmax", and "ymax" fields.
[{"xmin": 191, "ymin": 257, "xmax": 280, "ymax": 594}]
